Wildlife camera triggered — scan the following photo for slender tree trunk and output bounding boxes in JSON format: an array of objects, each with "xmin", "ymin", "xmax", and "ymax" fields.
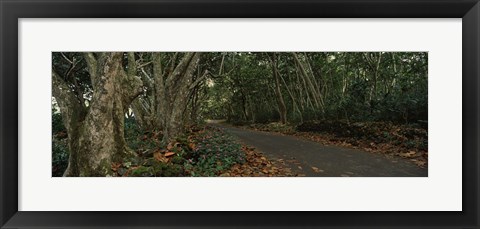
[
  {"xmin": 269, "ymin": 53, "xmax": 287, "ymax": 124},
  {"xmin": 190, "ymin": 86, "xmax": 199, "ymax": 124},
  {"xmin": 364, "ymin": 52, "xmax": 383, "ymax": 112},
  {"xmin": 280, "ymin": 70, "xmax": 302, "ymax": 122},
  {"xmin": 241, "ymin": 93, "xmax": 248, "ymax": 121},
  {"xmin": 151, "ymin": 53, "xmax": 166, "ymax": 133},
  {"xmin": 292, "ymin": 52, "xmax": 324, "ymax": 113},
  {"xmin": 131, "ymin": 99, "xmax": 155, "ymax": 130}
]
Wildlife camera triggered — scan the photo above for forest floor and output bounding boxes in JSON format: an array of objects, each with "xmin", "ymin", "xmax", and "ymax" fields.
[
  {"xmin": 53, "ymin": 119, "xmax": 427, "ymax": 177},
  {"xmin": 211, "ymin": 122, "xmax": 427, "ymax": 177},
  {"xmin": 116, "ymin": 123, "xmax": 301, "ymax": 177}
]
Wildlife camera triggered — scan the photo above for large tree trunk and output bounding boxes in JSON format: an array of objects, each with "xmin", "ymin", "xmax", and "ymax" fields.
[
  {"xmin": 150, "ymin": 52, "xmax": 205, "ymax": 143},
  {"xmin": 80, "ymin": 52, "xmax": 208, "ymax": 150},
  {"xmin": 55, "ymin": 52, "xmax": 142, "ymax": 177},
  {"xmin": 52, "ymin": 71, "xmax": 87, "ymax": 177},
  {"xmin": 162, "ymin": 53, "xmax": 202, "ymax": 143},
  {"xmin": 126, "ymin": 52, "xmax": 206, "ymax": 144}
]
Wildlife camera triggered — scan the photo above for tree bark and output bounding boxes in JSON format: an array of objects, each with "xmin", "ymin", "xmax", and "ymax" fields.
[
  {"xmin": 153, "ymin": 53, "xmax": 167, "ymax": 131},
  {"xmin": 127, "ymin": 52, "xmax": 206, "ymax": 143},
  {"xmin": 163, "ymin": 53, "xmax": 202, "ymax": 143},
  {"xmin": 292, "ymin": 52, "xmax": 324, "ymax": 113},
  {"xmin": 364, "ymin": 52, "xmax": 383, "ymax": 109},
  {"xmin": 269, "ymin": 53, "xmax": 287, "ymax": 124},
  {"xmin": 52, "ymin": 71, "xmax": 87, "ymax": 176},
  {"xmin": 58, "ymin": 52, "xmax": 143, "ymax": 176},
  {"xmin": 148, "ymin": 52, "xmax": 204, "ymax": 143}
]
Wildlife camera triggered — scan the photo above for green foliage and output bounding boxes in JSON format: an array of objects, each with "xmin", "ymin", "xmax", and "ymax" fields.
[
  {"xmin": 52, "ymin": 52, "xmax": 428, "ymax": 177},
  {"xmin": 296, "ymin": 120, "xmax": 427, "ymax": 151},
  {"xmin": 52, "ymin": 52, "xmax": 93, "ymax": 95},
  {"xmin": 124, "ymin": 117, "xmax": 159, "ymax": 153},
  {"xmin": 202, "ymin": 52, "xmax": 427, "ymax": 126},
  {"xmin": 125, "ymin": 117, "xmax": 142, "ymax": 137},
  {"xmin": 130, "ymin": 160, "xmax": 184, "ymax": 177},
  {"xmin": 52, "ymin": 111, "xmax": 66, "ymax": 134},
  {"xmin": 119, "ymin": 154, "xmax": 185, "ymax": 177},
  {"xmin": 122, "ymin": 117, "xmax": 188, "ymax": 177},
  {"xmin": 249, "ymin": 122, "xmax": 295, "ymax": 134},
  {"xmin": 130, "ymin": 166, "xmax": 152, "ymax": 176},
  {"xmin": 122, "ymin": 120, "xmax": 247, "ymax": 177},
  {"xmin": 52, "ymin": 110, "xmax": 69, "ymax": 177},
  {"xmin": 52, "ymin": 137, "xmax": 69, "ymax": 177},
  {"xmin": 186, "ymin": 127, "xmax": 245, "ymax": 176}
]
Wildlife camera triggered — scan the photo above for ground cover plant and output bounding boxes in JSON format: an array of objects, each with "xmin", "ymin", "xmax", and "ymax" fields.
[{"xmin": 52, "ymin": 52, "xmax": 427, "ymax": 177}]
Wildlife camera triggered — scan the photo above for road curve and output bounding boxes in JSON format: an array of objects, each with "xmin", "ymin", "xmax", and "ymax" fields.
[{"xmin": 212, "ymin": 124, "xmax": 428, "ymax": 177}]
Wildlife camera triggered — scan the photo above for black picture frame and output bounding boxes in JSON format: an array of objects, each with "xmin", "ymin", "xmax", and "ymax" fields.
[{"xmin": 1, "ymin": 0, "xmax": 479, "ymax": 228}]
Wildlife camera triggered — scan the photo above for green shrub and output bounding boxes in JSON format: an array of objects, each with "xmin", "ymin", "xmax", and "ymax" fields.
[
  {"xmin": 296, "ymin": 120, "xmax": 427, "ymax": 151},
  {"xmin": 130, "ymin": 159, "xmax": 184, "ymax": 177},
  {"xmin": 124, "ymin": 117, "xmax": 160, "ymax": 153},
  {"xmin": 52, "ymin": 111, "xmax": 66, "ymax": 135},
  {"xmin": 186, "ymin": 127, "xmax": 245, "ymax": 176},
  {"xmin": 152, "ymin": 162, "xmax": 184, "ymax": 177},
  {"xmin": 130, "ymin": 166, "xmax": 153, "ymax": 177},
  {"xmin": 124, "ymin": 117, "xmax": 141, "ymax": 138},
  {"xmin": 52, "ymin": 138, "xmax": 69, "ymax": 177},
  {"xmin": 52, "ymin": 110, "xmax": 69, "ymax": 176}
]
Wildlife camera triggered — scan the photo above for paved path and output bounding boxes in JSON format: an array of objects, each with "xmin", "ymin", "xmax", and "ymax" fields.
[{"xmin": 212, "ymin": 124, "xmax": 427, "ymax": 177}]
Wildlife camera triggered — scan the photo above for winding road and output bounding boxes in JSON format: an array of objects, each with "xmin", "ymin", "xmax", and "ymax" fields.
[{"xmin": 211, "ymin": 123, "xmax": 427, "ymax": 177}]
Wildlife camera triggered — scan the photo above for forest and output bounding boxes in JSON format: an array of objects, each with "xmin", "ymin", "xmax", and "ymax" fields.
[{"xmin": 52, "ymin": 52, "xmax": 428, "ymax": 177}]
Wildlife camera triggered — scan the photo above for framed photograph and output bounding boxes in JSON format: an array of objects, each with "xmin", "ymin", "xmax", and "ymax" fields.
[{"xmin": 1, "ymin": 0, "xmax": 479, "ymax": 228}]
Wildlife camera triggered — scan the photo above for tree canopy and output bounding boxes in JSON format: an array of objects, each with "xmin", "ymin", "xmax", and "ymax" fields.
[{"xmin": 52, "ymin": 52, "xmax": 428, "ymax": 177}]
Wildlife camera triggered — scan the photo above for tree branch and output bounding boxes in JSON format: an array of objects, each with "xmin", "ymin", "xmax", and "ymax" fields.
[
  {"xmin": 120, "ymin": 55, "xmax": 144, "ymax": 108},
  {"xmin": 83, "ymin": 52, "xmax": 99, "ymax": 89},
  {"xmin": 137, "ymin": 61, "xmax": 152, "ymax": 69},
  {"xmin": 165, "ymin": 52, "xmax": 196, "ymax": 90},
  {"xmin": 52, "ymin": 70, "xmax": 87, "ymax": 132},
  {"xmin": 127, "ymin": 52, "xmax": 137, "ymax": 77},
  {"xmin": 140, "ymin": 67, "xmax": 154, "ymax": 89},
  {"xmin": 189, "ymin": 70, "xmax": 209, "ymax": 91}
]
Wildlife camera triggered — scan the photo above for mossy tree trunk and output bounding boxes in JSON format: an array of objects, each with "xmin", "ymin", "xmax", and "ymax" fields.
[
  {"xmin": 53, "ymin": 52, "xmax": 142, "ymax": 176},
  {"xmin": 96, "ymin": 52, "xmax": 206, "ymax": 145},
  {"xmin": 153, "ymin": 52, "xmax": 204, "ymax": 143}
]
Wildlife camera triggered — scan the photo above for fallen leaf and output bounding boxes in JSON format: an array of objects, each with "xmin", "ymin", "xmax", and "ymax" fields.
[
  {"xmin": 166, "ymin": 142, "xmax": 175, "ymax": 150},
  {"xmin": 412, "ymin": 160, "xmax": 426, "ymax": 167},
  {"xmin": 399, "ymin": 151, "xmax": 416, "ymax": 158},
  {"xmin": 153, "ymin": 151, "xmax": 168, "ymax": 163},
  {"xmin": 111, "ymin": 162, "xmax": 121, "ymax": 172},
  {"xmin": 311, "ymin": 167, "xmax": 324, "ymax": 173},
  {"xmin": 165, "ymin": 152, "xmax": 175, "ymax": 157}
]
